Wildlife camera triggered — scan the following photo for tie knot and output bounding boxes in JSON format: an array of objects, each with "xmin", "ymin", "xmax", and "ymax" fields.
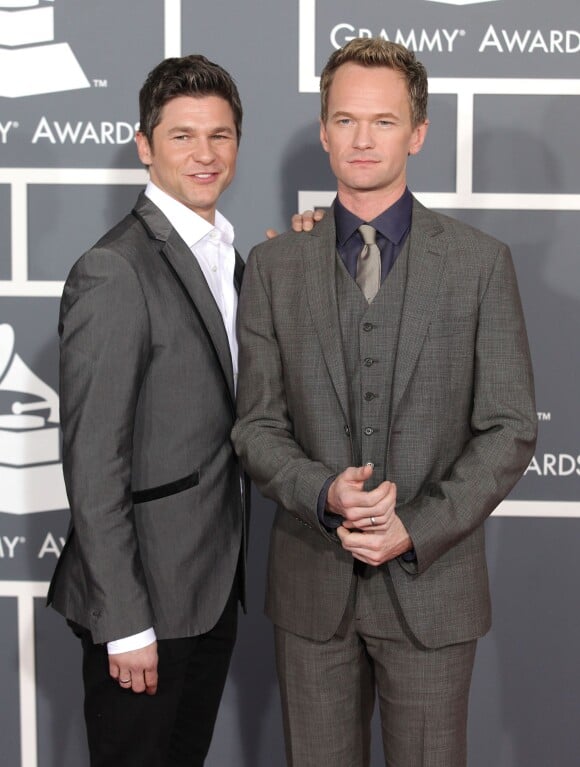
[{"xmin": 358, "ymin": 224, "xmax": 377, "ymax": 246}]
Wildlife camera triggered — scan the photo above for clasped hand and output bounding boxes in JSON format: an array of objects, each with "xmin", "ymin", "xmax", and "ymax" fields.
[{"xmin": 326, "ymin": 465, "xmax": 412, "ymax": 566}]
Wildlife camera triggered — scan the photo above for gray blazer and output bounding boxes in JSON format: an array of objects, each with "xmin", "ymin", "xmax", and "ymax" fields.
[
  {"xmin": 232, "ymin": 199, "xmax": 536, "ymax": 649},
  {"xmin": 48, "ymin": 192, "xmax": 248, "ymax": 644}
]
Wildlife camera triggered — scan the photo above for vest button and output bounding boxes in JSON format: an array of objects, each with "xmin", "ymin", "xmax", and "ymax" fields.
[
  {"xmin": 344, "ymin": 425, "xmax": 351, "ymax": 436},
  {"xmin": 364, "ymin": 427, "xmax": 374, "ymax": 436},
  {"xmin": 364, "ymin": 357, "xmax": 374, "ymax": 367},
  {"xmin": 362, "ymin": 322, "xmax": 374, "ymax": 332},
  {"xmin": 364, "ymin": 392, "xmax": 376, "ymax": 401}
]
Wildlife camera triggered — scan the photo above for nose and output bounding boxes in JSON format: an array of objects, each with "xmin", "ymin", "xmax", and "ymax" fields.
[
  {"xmin": 191, "ymin": 137, "xmax": 216, "ymax": 164},
  {"xmin": 353, "ymin": 123, "xmax": 374, "ymax": 150}
]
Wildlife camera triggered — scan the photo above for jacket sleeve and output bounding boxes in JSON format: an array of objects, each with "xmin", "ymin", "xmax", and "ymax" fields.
[
  {"xmin": 59, "ymin": 247, "xmax": 154, "ymax": 643},
  {"xmin": 232, "ymin": 248, "xmax": 336, "ymax": 540},
  {"xmin": 396, "ymin": 244, "xmax": 537, "ymax": 574}
]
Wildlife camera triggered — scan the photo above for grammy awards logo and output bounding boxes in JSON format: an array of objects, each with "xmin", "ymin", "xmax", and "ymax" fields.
[
  {"xmin": 0, "ymin": 324, "xmax": 68, "ymax": 513},
  {"xmin": 0, "ymin": 0, "xmax": 90, "ymax": 98}
]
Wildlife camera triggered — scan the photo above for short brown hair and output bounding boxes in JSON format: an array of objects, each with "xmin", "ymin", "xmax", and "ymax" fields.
[
  {"xmin": 139, "ymin": 54, "xmax": 243, "ymax": 145},
  {"xmin": 320, "ymin": 38, "xmax": 428, "ymax": 127}
]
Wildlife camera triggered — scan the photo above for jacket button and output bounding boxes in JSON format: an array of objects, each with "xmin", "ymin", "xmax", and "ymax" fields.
[
  {"xmin": 364, "ymin": 392, "xmax": 376, "ymax": 401},
  {"xmin": 344, "ymin": 425, "xmax": 351, "ymax": 436},
  {"xmin": 364, "ymin": 427, "xmax": 374, "ymax": 436},
  {"xmin": 362, "ymin": 322, "xmax": 373, "ymax": 332},
  {"xmin": 364, "ymin": 357, "xmax": 374, "ymax": 367}
]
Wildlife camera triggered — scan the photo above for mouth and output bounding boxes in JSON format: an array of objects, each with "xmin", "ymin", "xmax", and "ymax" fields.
[
  {"xmin": 186, "ymin": 171, "xmax": 220, "ymax": 182},
  {"xmin": 348, "ymin": 159, "xmax": 379, "ymax": 165}
]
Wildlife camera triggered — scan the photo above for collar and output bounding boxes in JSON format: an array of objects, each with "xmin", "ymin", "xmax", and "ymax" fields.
[
  {"xmin": 144, "ymin": 181, "xmax": 234, "ymax": 249},
  {"xmin": 334, "ymin": 187, "xmax": 413, "ymax": 246}
]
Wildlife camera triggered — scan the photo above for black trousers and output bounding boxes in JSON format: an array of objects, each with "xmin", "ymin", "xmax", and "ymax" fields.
[{"xmin": 71, "ymin": 585, "xmax": 238, "ymax": 767}]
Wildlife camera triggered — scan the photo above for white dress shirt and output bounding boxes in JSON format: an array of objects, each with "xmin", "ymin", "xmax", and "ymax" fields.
[{"xmin": 107, "ymin": 181, "xmax": 238, "ymax": 655}]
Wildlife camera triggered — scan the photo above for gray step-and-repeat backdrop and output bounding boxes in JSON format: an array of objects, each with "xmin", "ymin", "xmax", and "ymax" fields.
[{"xmin": 0, "ymin": 1, "xmax": 578, "ymax": 765}]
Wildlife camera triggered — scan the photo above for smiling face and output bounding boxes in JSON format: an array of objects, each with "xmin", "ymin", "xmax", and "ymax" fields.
[
  {"xmin": 136, "ymin": 94, "xmax": 238, "ymax": 223},
  {"xmin": 320, "ymin": 62, "xmax": 428, "ymax": 219}
]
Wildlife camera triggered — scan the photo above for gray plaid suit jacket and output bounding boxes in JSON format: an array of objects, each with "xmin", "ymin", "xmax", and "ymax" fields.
[
  {"xmin": 232, "ymin": 198, "xmax": 536, "ymax": 648},
  {"xmin": 48, "ymin": 193, "xmax": 248, "ymax": 644}
]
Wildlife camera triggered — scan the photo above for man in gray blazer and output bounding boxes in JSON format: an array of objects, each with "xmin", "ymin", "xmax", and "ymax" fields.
[
  {"xmin": 232, "ymin": 39, "xmax": 537, "ymax": 767},
  {"xmin": 48, "ymin": 55, "xmax": 248, "ymax": 767}
]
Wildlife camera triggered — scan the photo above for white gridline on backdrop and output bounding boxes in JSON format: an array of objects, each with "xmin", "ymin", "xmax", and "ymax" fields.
[
  {"xmin": 298, "ymin": 0, "xmax": 580, "ymax": 521},
  {"xmin": 0, "ymin": 4, "xmax": 578, "ymax": 766},
  {"xmin": 0, "ymin": 1, "xmax": 576, "ymax": 510},
  {"xmin": 0, "ymin": 4, "xmax": 182, "ymax": 767},
  {"xmin": 0, "ymin": 581, "xmax": 48, "ymax": 767}
]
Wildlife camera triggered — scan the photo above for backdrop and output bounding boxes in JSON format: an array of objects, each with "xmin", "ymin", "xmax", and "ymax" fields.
[{"xmin": 0, "ymin": 1, "xmax": 578, "ymax": 765}]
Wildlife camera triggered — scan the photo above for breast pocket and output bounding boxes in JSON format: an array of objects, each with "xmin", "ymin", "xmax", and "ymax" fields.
[
  {"xmin": 132, "ymin": 469, "xmax": 199, "ymax": 504},
  {"xmin": 427, "ymin": 313, "xmax": 476, "ymax": 339}
]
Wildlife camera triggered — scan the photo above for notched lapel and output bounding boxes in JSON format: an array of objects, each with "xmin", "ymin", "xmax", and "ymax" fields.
[
  {"xmin": 391, "ymin": 202, "xmax": 447, "ymax": 417},
  {"xmin": 234, "ymin": 250, "xmax": 244, "ymax": 295},
  {"xmin": 162, "ymin": 233, "xmax": 236, "ymax": 403},
  {"xmin": 133, "ymin": 193, "xmax": 236, "ymax": 405},
  {"xmin": 302, "ymin": 214, "xmax": 351, "ymax": 424}
]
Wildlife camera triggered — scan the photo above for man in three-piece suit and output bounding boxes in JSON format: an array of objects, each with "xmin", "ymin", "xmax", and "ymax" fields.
[
  {"xmin": 48, "ymin": 55, "xmax": 248, "ymax": 766},
  {"xmin": 232, "ymin": 39, "xmax": 537, "ymax": 766}
]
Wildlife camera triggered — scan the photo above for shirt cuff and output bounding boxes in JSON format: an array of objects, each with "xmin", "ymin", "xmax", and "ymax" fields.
[
  {"xmin": 317, "ymin": 476, "xmax": 342, "ymax": 529},
  {"xmin": 106, "ymin": 627, "xmax": 157, "ymax": 655}
]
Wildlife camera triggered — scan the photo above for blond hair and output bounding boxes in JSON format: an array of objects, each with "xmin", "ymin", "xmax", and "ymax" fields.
[{"xmin": 320, "ymin": 38, "xmax": 428, "ymax": 127}]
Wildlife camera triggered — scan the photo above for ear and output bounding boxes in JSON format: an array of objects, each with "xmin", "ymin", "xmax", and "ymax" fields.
[
  {"xmin": 319, "ymin": 118, "xmax": 330, "ymax": 154},
  {"xmin": 135, "ymin": 131, "xmax": 153, "ymax": 166},
  {"xmin": 408, "ymin": 119, "xmax": 429, "ymax": 157}
]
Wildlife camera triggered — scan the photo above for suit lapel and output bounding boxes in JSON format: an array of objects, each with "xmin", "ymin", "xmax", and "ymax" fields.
[
  {"xmin": 234, "ymin": 250, "xmax": 244, "ymax": 295},
  {"xmin": 391, "ymin": 199, "xmax": 447, "ymax": 417},
  {"xmin": 133, "ymin": 193, "xmax": 236, "ymax": 406},
  {"xmin": 302, "ymin": 211, "xmax": 351, "ymax": 423}
]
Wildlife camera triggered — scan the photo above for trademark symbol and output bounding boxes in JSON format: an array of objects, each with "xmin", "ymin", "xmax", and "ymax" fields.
[
  {"xmin": 92, "ymin": 78, "xmax": 108, "ymax": 88},
  {"xmin": 537, "ymin": 412, "xmax": 551, "ymax": 422}
]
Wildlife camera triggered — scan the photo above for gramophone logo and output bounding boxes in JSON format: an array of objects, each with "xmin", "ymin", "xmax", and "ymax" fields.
[
  {"xmin": 0, "ymin": 0, "xmax": 90, "ymax": 98},
  {"xmin": 0, "ymin": 324, "xmax": 68, "ymax": 513}
]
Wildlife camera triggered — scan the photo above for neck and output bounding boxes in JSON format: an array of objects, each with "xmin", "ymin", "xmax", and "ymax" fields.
[
  {"xmin": 192, "ymin": 206, "xmax": 216, "ymax": 225},
  {"xmin": 337, "ymin": 182, "xmax": 406, "ymax": 221}
]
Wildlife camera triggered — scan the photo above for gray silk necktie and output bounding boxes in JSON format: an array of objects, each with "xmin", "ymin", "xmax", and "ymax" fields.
[{"xmin": 356, "ymin": 224, "xmax": 381, "ymax": 303}]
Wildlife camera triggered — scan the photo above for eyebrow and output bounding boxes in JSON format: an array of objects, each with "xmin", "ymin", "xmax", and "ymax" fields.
[
  {"xmin": 331, "ymin": 111, "xmax": 399, "ymax": 120},
  {"xmin": 167, "ymin": 125, "xmax": 235, "ymax": 134}
]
